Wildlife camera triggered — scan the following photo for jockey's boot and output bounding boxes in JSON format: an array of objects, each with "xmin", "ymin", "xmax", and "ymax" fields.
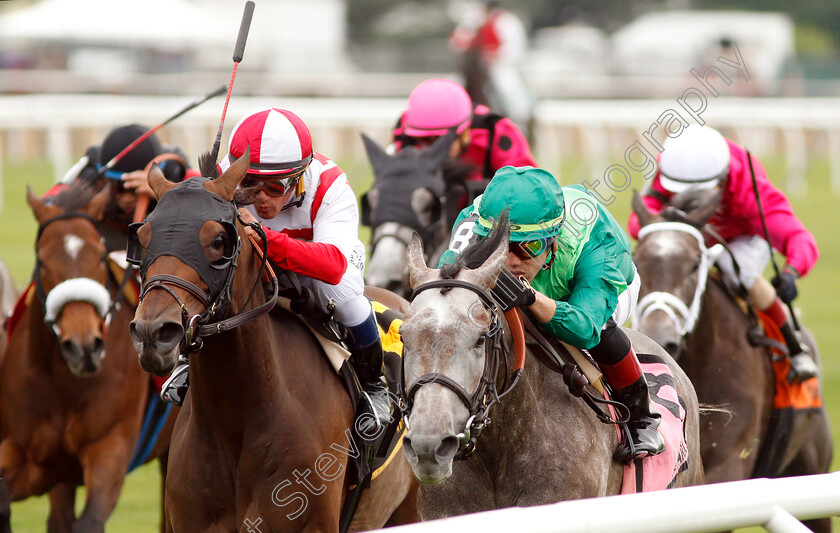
[
  {"xmin": 779, "ymin": 321, "xmax": 819, "ymax": 383},
  {"xmin": 347, "ymin": 313, "xmax": 393, "ymax": 437},
  {"xmin": 161, "ymin": 356, "xmax": 190, "ymax": 406},
  {"xmin": 600, "ymin": 348, "xmax": 665, "ymax": 464},
  {"xmin": 761, "ymin": 297, "xmax": 819, "ymax": 383}
]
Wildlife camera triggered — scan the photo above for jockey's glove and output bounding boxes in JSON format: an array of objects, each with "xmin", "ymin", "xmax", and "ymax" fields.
[
  {"xmin": 771, "ymin": 266, "xmax": 799, "ymax": 304},
  {"xmin": 491, "ymin": 268, "xmax": 536, "ymax": 311}
]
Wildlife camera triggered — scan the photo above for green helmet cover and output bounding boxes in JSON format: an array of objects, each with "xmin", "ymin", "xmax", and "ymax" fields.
[{"xmin": 473, "ymin": 166, "xmax": 564, "ymax": 242}]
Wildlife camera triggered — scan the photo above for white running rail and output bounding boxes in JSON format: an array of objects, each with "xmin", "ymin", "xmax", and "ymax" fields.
[{"xmin": 370, "ymin": 472, "xmax": 840, "ymax": 533}]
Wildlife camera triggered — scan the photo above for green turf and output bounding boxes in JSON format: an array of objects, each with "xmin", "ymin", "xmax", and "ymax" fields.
[{"xmin": 1, "ymin": 156, "xmax": 837, "ymax": 531}]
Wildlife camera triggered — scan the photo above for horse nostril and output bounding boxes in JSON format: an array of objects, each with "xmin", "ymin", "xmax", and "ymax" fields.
[
  {"xmin": 91, "ymin": 336, "xmax": 106, "ymax": 360},
  {"xmin": 436, "ymin": 436, "xmax": 459, "ymax": 460},
  {"xmin": 59, "ymin": 339, "xmax": 81, "ymax": 361},
  {"xmin": 155, "ymin": 321, "xmax": 184, "ymax": 350},
  {"xmin": 664, "ymin": 342, "xmax": 680, "ymax": 358},
  {"xmin": 402, "ymin": 437, "xmax": 417, "ymax": 460}
]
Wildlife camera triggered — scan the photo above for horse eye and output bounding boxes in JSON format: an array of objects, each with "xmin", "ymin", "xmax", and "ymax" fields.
[
  {"xmin": 691, "ymin": 258, "xmax": 701, "ymax": 273},
  {"xmin": 212, "ymin": 234, "xmax": 227, "ymax": 251},
  {"xmin": 475, "ymin": 335, "xmax": 485, "ymax": 348}
]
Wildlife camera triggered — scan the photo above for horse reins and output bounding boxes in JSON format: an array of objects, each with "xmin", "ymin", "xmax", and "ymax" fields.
[{"xmin": 402, "ymin": 278, "xmax": 524, "ymax": 458}]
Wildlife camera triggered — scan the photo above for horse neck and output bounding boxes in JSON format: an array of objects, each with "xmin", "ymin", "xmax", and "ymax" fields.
[{"xmin": 187, "ymin": 239, "xmax": 282, "ymax": 422}]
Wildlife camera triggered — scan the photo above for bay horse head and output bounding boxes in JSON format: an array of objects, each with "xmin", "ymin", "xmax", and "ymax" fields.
[
  {"xmin": 361, "ymin": 131, "xmax": 455, "ymax": 297},
  {"xmin": 129, "ymin": 149, "xmax": 254, "ymax": 376},
  {"xmin": 399, "ymin": 212, "xmax": 509, "ymax": 484},
  {"xmin": 631, "ymin": 188, "xmax": 724, "ymax": 358},
  {"xmin": 25, "ymin": 182, "xmax": 114, "ymax": 376}
]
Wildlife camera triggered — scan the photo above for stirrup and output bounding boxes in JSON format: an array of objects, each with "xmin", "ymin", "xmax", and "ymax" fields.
[
  {"xmin": 161, "ymin": 360, "xmax": 190, "ymax": 406},
  {"xmin": 789, "ymin": 352, "xmax": 819, "ymax": 383},
  {"xmin": 357, "ymin": 379, "xmax": 392, "ymax": 438}
]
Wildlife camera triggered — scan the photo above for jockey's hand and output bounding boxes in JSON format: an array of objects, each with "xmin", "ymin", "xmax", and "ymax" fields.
[
  {"xmin": 120, "ymin": 170, "xmax": 155, "ymax": 198},
  {"xmin": 772, "ymin": 266, "xmax": 799, "ymax": 304},
  {"xmin": 491, "ymin": 268, "xmax": 536, "ymax": 311},
  {"xmin": 237, "ymin": 208, "xmax": 259, "ymax": 238}
]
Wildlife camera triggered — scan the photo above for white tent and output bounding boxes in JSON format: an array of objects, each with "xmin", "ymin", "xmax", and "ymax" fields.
[{"xmin": 0, "ymin": 0, "xmax": 233, "ymax": 49}]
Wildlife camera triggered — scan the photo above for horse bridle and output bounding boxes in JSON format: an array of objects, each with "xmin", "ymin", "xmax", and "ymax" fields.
[
  {"xmin": 129, "ymin": 182, "xmax": 278, "ymax": 355},
  {"xmin": 631, "ymin": 222, "xmax": 725, "ymax": 350},
  {"xmin": 402, "ymin": 278, "xmax": 515, "ymax": 459},
  {"xmin": 33, "ymin": 212, "xmax": 123, "ymax": 340}
]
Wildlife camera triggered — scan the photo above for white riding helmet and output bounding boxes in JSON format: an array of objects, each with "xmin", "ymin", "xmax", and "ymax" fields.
[{"xmin": 659, "ymin": 125, "xmax": 731, "ymax": 193}]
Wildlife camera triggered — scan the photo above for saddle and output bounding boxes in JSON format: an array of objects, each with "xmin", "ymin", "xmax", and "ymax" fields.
[{"xmin": 517, "ymin": 311, "xmax": 691, "ymax": 493}]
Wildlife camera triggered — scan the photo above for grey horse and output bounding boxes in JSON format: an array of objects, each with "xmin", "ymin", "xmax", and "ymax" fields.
[{"xmin": 398, "ymin": 223, "xmax": 705, "ymax": 519}]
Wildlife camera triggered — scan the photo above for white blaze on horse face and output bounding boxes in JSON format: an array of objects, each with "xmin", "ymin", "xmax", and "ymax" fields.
[
  {"xmin": 647, "ymin": 232, "xmax": 685, "ymax": 259},
  {"xmin": 64, "ymin": 234, "xmax": 85, "ymax": 260}
]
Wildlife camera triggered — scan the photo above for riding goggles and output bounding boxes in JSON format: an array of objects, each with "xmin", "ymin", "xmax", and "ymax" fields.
[
  {"xmin": 509, "ymin": 237, "xmax": 555, "ymax": 260},
  {"xmin": 240, "ymin": 172, "xmax": 303, "ymax": 197}
]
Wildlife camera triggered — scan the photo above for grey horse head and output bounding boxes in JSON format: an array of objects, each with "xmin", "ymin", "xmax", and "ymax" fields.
[
  {"xmin": 361, "ymin": 130, "xmax": 456, "ymax": 296},
  {"xmin": 399, "ymin": 216, "xmax": 508, "ymax": 483}
]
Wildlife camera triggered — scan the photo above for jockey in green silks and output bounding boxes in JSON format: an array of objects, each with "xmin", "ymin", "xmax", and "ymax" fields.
[{"xmin": 438, "ymin": 165, "xmax": 664, "ymax": 463}]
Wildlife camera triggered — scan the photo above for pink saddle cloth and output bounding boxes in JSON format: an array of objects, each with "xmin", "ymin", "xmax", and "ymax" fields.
[{"xmin": 619, "ymin": 353, "xmax": 690, "ymax": 494}]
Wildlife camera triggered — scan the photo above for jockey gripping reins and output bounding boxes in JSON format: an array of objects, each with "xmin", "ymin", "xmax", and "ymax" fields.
[{"xmin": 402, "ymin": 278, "xmax": 524, "ymax": 458}]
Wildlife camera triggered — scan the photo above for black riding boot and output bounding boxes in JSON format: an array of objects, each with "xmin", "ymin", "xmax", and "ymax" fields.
[
  {"xmin": 350, "ymin": 338, "xmax": 393, "ymax": 436},
  {"xmin": 778, "ymin": 321, "xmax": 819, "ymax": 382},
  {"xmin": 613, "ymin": 376, "xmax": 666, "ymax": 464}
]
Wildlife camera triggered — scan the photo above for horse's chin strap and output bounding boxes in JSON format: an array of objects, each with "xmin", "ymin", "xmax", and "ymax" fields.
[
  {"xmin": 402, "ymin": 278, "xmax": 521, "ymax": 460},
  {"xmin": 632, "ymin": 222, "xmax": 725, "ymax": 338}
]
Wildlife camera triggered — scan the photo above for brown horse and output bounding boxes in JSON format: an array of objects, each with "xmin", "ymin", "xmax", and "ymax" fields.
[
  {"xmin": 0, "ymin": 182, "xmax": 175, "ymax": 533},
  {"xmin": 399, "ymin": 224, "xmax": 704, "ymax": 519},
  {"xmin": 129, "ymin": 151, "xmax": 417, "ymax": 532},
  {"xmin": 632, "ymin": 190, "xmax": 833, "ymax": 532}
]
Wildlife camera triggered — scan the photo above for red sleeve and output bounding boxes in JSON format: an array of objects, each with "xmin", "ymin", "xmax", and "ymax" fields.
[
  {"xmin": 263, "ymin": 227, "xmax": 347, "ymax": 285},
  {"xmin": 627, "ymin": 176, "xmax": 668, "ymax": 239}
]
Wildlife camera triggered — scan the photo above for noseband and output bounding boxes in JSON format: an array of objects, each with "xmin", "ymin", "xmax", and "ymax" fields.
[
  {"xmin": 34, "ymin": 212, "xmax": 119, "ymax": 339},
  {"xmin": 402, "ymin": 278, "xmax": 517, "ymax": 458},
  {"xmin": 632, "ymin": 222, "xmax": 725, "ymax": 347}
]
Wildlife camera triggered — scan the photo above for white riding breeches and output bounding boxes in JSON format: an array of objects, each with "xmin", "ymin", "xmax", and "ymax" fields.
[
  {"xmin": 610, "ymin": 265, "xmax": 641, "ymax": 328},
  {"xmin": 714, "ymin": 235, "xmax": 771, "ymax": 291}
]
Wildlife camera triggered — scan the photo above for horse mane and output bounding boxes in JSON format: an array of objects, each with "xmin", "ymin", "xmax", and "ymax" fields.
[
  {"xmin": 53, "ymin": 178, "xmax": 98, "ymax": 212},
  {"xmin": 440, "ymin": 209, "xmax": 509, "ymax": 279},
  {"xmin": 198, "ymin": 151, "xmax": 219, "ymax": 179}
]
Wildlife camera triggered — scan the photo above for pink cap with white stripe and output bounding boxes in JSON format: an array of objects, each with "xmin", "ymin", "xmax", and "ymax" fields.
[{"xmin": 221, "ymin": 107, "xmax": 313, "ymax": 176}]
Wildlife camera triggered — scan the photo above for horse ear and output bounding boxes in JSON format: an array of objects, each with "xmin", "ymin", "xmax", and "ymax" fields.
[
  {"xmin": 26, "ymin": 185, "xmax": 58, "ymax": 224},
  {"xmin": 148, "ymin": 163, "xmax": 177, "ymax": 199},
  {"xmin": 406, "ymin": 233, "xmax": 435, "ymax": 289},
  {"xmin": 361, "ymin": 133, "xmax": 390, "ymax": 176},
  {"xmin": 686, "ymin": 187, "xmax": 723, "ymax": 226},
  {"xmin": 632, "ymin": 190, "xmax": 654, "ymax": 228},
  {"xmin": 84, "ymin": 181, "xmax": 113, "ymax": 220},
  {"xmin": 423, "ymin": 129, "xmax": 457, "ymax": 169},
  {"xmin": 210, "ymin": 146, "xmax": 250, "ymax": 201}
]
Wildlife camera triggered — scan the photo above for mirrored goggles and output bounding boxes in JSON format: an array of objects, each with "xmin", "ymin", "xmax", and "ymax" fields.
[
  {"xmin": 509, "ymin": 237, "xmax": 555, "ymax": 260},
  {"xmin": 240, "ymin": 172, "xmax": 302, "ymax": 197}
]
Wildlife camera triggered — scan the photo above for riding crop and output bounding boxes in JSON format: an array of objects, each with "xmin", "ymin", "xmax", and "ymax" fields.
[
  {"xmin": 209, "ymin": 0, "xmax": 255, "ymax": 164},
  {"xmin": 746, "ymin": 150, "xmax": 800, "ymax": 330}
]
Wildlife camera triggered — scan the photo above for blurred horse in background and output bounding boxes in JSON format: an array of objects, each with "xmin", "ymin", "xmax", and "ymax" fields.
[
  {"xmin": 632, "ymin": 189, "xmax": 833, "ymax": 533},
  {"xmin": 360, "ymin": 132, "xmax": 456, "ymax": 298},
  {"xmin": 0, "ymin": 181, "xmax": 174, "ymax": 533}
]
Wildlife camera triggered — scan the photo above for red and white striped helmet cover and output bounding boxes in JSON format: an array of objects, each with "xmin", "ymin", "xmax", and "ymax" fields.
[{"xmin": 220, "ymin": 107, "xmax": 313, "ymax": 176}]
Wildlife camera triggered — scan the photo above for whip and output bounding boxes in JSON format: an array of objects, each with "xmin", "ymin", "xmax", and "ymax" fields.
[{"xmin": 209, "ymin": 0, "xmax": 256, "ymax": 163}]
